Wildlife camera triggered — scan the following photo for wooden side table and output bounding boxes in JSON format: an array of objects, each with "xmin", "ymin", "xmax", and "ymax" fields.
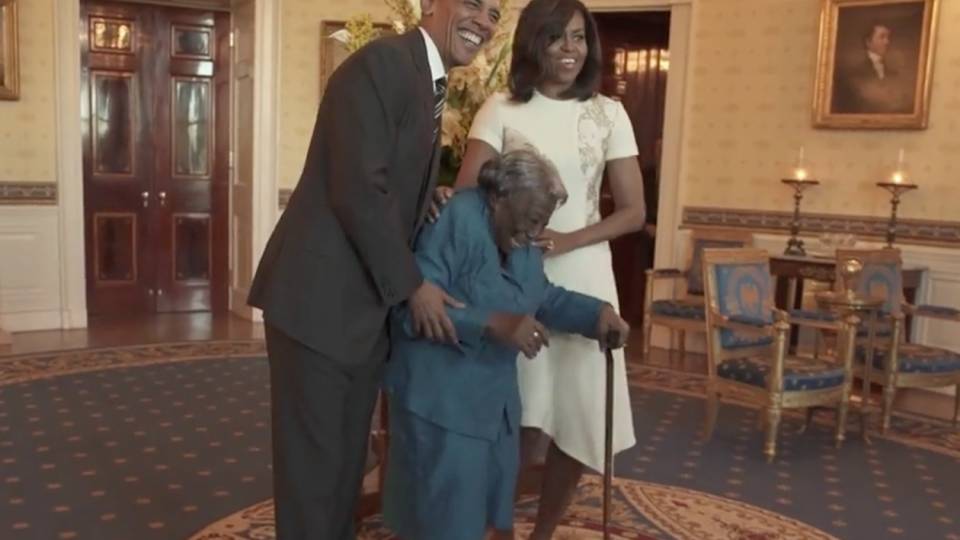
[{"xmin": 815, "ymin": 290, "xmax": 884, "ymax": 442}]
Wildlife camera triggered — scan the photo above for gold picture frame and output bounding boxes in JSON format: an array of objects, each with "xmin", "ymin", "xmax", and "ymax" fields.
[
  {"xmin": 319, "ymin": 20, "xmax": 393, "ymax": 96},
  {"xmin": 812, "ymin": 0, "xmax": 939, "ymax": 129},
  {"xmin": 0, "ymin": 0, "xmax": 20, "ymax": 100}
]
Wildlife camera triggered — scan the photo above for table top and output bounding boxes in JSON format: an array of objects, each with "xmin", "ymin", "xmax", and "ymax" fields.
[
  {"xmin": 815, "ymin": 291, "xmax": 885, "ymax": 310},
  {"xmin": 769, "ymin": 252, "xmax": 927, "ymax": 273}
]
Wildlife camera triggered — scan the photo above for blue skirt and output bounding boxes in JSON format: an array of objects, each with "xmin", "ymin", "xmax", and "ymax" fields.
[{"xmin": 383, "ymin": 402, "xmax": 518, "ymax": 540}]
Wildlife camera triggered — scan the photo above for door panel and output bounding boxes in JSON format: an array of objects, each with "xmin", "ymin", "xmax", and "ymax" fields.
[
  {"xmin": 82, "ymin": 1, "xmax": 229, "ymax": 316},
  {"xmin": 82, "ymin": 3, "xmax": 154, "ymax": 316}
]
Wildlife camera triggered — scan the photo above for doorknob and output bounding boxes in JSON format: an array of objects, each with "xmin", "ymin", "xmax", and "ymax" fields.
[
  {"xmin": 158, "ymin": 191, "xmax": 167, "ymax": 206},
  {"xmin": 141, "ymin": 191, "xmax": 150, "ymax": 208}
]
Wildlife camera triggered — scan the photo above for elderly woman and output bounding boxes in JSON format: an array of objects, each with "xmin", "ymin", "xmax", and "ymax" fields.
[{"xmin": 383, "ymin": 147, "xmax": 630, "ymax": 540}]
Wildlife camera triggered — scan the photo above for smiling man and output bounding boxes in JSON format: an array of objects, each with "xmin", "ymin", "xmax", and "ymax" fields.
[{"xmin": 247, "ymin": 0, "xmax": 500, "ymax": 538}]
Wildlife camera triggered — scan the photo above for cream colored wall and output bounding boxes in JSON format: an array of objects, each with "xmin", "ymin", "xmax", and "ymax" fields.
[
  {"xmin": 278, "ymin": 0, "xmax": 393, "ymax": 188},
  {"xmin": 0, "ymin": 0, "xmax": 56, "ymax": 183},
  {"xmin": 679, "ymin": 0, "xmax": 960, "ymax": 222}
]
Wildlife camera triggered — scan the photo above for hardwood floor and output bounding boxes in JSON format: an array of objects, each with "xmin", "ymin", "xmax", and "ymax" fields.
[
  {"xmin": 1, "ymin": 312, "xmax": 263, "ymax": 356},
  {"xmin": 1, "ymin": 313, "xmax": 953, "ymax": 421}
]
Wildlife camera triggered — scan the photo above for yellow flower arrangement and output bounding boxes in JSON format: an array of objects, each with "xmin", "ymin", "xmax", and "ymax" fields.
[{"xmin": 338, "ymin": 0, "xmax": 515, "ymax": 184}]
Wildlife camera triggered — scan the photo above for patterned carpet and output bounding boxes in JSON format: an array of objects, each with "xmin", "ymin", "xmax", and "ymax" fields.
[{"xmin": 1, "ymin": 342, "xmax": 958, "ymax": 539}]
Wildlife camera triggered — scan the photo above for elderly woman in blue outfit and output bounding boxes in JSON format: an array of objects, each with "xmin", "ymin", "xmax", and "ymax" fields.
[{"xmin": 383, "ymin": 146, "xmax": 630, "ymax": 540}]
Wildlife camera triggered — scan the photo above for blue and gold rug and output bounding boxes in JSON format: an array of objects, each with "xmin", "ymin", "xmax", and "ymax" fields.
[{"xmin": 1, "ymin": 343, "xmax": 957, "ymax": 539}]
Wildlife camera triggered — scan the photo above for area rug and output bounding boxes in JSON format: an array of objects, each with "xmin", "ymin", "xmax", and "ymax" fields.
[{"xmin": 1, "ymin": 344, "xmax": 957, "ymax": 539}]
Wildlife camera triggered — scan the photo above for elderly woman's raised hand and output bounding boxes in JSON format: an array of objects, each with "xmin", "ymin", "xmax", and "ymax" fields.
[
  {"xmin": 486, "ymin": 313, "xmax": 550, "ymax": 359},
  {"xmin": 596, "ymin": 305, "xmax": 629, "ymax": 350}
]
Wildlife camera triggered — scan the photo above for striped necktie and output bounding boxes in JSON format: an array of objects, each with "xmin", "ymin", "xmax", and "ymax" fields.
[{"xmin": 433, "ymin": 76, "xmax": 447, "ymax": 143}]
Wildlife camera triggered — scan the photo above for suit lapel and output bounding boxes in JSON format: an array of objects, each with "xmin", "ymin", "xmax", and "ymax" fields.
[{"xmin": 404, "ymin": 29, "xmax": 444, "ymax": 241}]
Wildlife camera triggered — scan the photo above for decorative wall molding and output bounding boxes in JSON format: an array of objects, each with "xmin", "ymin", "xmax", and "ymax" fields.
[
  {"xmin": 0, "ymin": 206, "xmax": 65, "ymax": 332},
  {"xmin": 278, "ymin": 188, "xmax": 291, "ymax": 209},
  {"xmin": 683, "ymin": 207, "xmax": 960, "ymax": 246},
  {"xmin": 0, "ymin": 182, "xmax": 57, "ymax": 205}
]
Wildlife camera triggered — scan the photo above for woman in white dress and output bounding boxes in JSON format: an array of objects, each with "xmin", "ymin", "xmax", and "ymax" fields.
[{"xmin": 455, "ymin": 0, "xmax": 647, "ymax": 537}]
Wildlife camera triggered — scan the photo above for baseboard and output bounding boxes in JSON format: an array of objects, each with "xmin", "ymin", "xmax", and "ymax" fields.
[
  {"xmin": 230, "ymin": 286, "xmax": 261, "ymax": 322},
  {"xmin": 0, "ymin": 310, "xmax": 65, "ymax": 332}
]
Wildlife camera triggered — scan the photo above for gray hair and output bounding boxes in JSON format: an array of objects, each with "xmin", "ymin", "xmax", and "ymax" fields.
[{"xmin": 476, "ymin": 148, "xmax": 567, "ymax": 209}]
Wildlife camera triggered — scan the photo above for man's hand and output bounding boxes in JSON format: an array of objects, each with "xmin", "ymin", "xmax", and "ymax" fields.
[
  {"xmin": 408, "ymin": 281, "xmax": 464, "ymax": 344},
  {"xmin": 427, "ymin": 186, "xmax": 455, "ymax": 223},
  {"xmin": 596, "ymin": 305, "xmax": 630, "ymax": 350},
  {"xmin": 486, "ymin": 313, "xmax": 550, "ymax": 359}
]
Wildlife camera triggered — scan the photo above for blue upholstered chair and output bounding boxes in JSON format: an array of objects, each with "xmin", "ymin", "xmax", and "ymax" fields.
[
  {"xmin": 702, "ymin": 248, "xmax": 859, "ymax": 462},
  {"xmin": 833, "ymin": 248, "xmax": 960, "ymax": 433},
  {"xmin": 642, "ymin": 229, "xmax": 753, "ymax": 362}
]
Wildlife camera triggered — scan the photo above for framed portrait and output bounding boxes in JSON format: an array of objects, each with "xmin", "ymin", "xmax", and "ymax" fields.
[
  {"xmin": 319, "ymin": 20, "xmax": 393, "ymax": 95},
  {"xmin": 0, "ymin": 0, "xmax": 19, "ymax": 100},
  {"xmin": 812, "ymin": 0, "xmax": 940, "ymax": 129}
]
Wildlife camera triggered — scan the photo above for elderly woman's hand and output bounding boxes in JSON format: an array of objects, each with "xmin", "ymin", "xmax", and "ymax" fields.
[
  {"xmin": 596, "ymin": 305, "xmax": 629, "ymax": 350},
  {"xmin": 427, "ymin": 186, "xmax": 455, "ymax": 223},
  {"xmin": 486, "ymin": 313, "xmax": 550, "ymax": 359}
]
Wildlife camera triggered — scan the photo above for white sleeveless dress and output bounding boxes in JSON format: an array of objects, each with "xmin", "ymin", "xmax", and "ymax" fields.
[{"xmin": 468, "ymin": 91, "xmax": 638, "ymax": 472}]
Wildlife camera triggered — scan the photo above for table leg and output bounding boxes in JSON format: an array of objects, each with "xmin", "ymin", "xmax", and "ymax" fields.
[{"xmin": 861, "ymin": 310, "xmax": 878, "ymax": 443}]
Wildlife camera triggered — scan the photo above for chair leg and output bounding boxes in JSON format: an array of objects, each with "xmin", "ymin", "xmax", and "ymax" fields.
[
  {"xmin": 642, "ymin": 319, "xmax": 653, "ymax": 363},
  {"xmin": 798, "ymin": 407, "xmax": 815, "ymax": 435},
  {"xmin": 881, "ymin": 383, "xmax": 896, "ymax": 435},
  {"xmin": 835, "ymin": 399, "xmax": 849, "ymax": 449},
  {"xmin": 703, "ymin": 387, "xmax": 719, "ymax": 441},
  {"xmin": 678, "ymin": 330, "xmax": 687, "ymax": 363},
  {"xmin": 953, "ymin": 384, "xmax": 959, "ymax": 428},
  {"xmin": 763, "ymin": 405, "xmax": 781, "ymax": 463},
  {"xmin": 668, "ymin": 330, "xmax": 676, "ymax": 362}
]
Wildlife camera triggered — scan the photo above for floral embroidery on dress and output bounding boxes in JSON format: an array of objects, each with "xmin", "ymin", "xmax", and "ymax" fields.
[{"xmin": 577, "ymin": 97, "xmax": 615, "ymax": 224}]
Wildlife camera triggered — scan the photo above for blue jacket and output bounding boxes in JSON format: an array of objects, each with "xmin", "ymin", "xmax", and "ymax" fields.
[{"xmin": 385, "ymin": 189, "xmax": 604, "ymax": 441}]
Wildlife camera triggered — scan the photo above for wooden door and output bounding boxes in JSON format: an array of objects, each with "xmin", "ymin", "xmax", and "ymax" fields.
[
  {"xmin": 595, "ymin": 11, "xmax": 670, "ymax": 325},
  {"xmin": 81, "ymin": 1, "xmax": 229, "ymax": 316}
]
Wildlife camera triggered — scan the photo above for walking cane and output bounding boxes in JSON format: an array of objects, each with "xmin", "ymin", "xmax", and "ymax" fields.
[{"xmin": 603, "ymin": 330, "xmax": 622, "ymax": 540}]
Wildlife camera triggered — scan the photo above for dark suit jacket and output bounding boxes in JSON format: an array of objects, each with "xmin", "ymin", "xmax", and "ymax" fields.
[
  {"xmin": 832, "ymin": 54, "xmax": 911, "ymax": 114},
  {"xmin": 249, "ymin": 30, "xmax": 442, "ymax": 364}
]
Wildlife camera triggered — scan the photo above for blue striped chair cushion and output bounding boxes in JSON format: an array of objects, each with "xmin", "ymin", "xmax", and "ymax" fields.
[
  {"xmin": 858, "ymin": 344, "xmax": 960, "ymax": 374},
  {"xmin": 718, "ymin": 358, "xmax": 846, "ymax": 391},
  {"xmin": 651, "ymin": 300, "xmax": 705, "ymax": 320}
]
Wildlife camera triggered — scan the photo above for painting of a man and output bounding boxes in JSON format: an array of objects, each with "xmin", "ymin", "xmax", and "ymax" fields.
[{"xmin": 814, "ymin": 0, "xmax": 937, "ymax": 129}]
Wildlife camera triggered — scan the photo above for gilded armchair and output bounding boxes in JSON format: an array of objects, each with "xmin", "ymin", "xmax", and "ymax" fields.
[
  {"xmin": 702, "ymin": 248, "xmax": 859, "ymax": 462},
  {"xmin": 834, "ymin": 248, "xmax": 960, "ymax": 433},
  {"xmin": 642, "ymin": 229, "xmax": 753, "ymax": 361}
]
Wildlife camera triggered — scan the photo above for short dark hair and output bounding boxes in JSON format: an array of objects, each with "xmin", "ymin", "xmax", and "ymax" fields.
[
  {"xmin": 862, "ymin": 22, "xmax": 890, "ymax": 46},
  {"xmin": 508, "ymin": 0, "xmax": 602, "ymax": 103}
]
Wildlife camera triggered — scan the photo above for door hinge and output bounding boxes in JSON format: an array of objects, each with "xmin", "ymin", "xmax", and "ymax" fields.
[{"xmin": 229, "ymin": 31, "xmax": 236, "ymax": 48}]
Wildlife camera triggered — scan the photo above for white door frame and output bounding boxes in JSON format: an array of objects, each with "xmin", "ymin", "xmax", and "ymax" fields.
[
  {"xmin": 589, "ymin": 0, "xmax": 693, "ymax": 272},
  {"xmin": 53, "ymin": 0, "xmax": 280, "ymax": 328},
  {"xmin": 53, "ymin": 0, "xmax": 86, "ymax": 329}
]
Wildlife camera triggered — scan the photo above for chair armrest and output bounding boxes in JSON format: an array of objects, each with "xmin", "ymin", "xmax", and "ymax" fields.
[
  {"xmin": 906, "ymin": 303, "xmax": 960, "ymax": 322},
  {"xmin": 710, "ymin": 311, "xmax": 776, "ymax": 337},
  {"xmin": 645, "ymin": 268, "xmax": 686, "ymax": 280}
]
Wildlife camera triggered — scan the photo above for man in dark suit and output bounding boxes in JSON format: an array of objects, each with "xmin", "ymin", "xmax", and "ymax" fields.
[{"xmin": 248, "ymin": 0, "xmax": 501, "ymax": 538}]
